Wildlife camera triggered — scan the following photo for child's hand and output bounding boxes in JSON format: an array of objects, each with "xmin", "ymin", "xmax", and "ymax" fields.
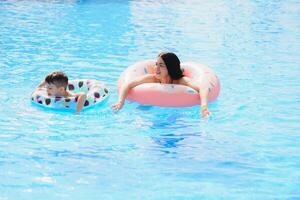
[
  {"xmin": 201, "ymin": 105, "xmax": 211, "ymax": 118},
  {"xmin": 112, "ymin": 101, "xmax": 124, "ymax": 111},
  {"xmin": 76, "ymin": 93, "xmax": 87, "ymax": 113}
]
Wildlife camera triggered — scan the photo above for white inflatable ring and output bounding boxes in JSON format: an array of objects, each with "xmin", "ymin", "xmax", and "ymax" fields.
[{"xmin": 31, "ymin": 79, "xmax": 109, "ymax": 110}]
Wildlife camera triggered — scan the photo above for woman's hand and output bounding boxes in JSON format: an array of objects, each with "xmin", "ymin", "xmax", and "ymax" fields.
[
  {"xmin": 112, "ymin": 100, "xmax": 124, "ymax": 111},
  {"xmin": 201, "ymin": 105, "xmax": 211, "ymax": 118},
  {"xmin": 112, "ymin": 75, "xmax": 154, "ymax": 112}
]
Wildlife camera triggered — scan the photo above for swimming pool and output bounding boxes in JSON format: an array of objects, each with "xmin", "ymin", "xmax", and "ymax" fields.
[{"xmin": 0, "ymin": 0, "xmax": 299, "ymax": 199}]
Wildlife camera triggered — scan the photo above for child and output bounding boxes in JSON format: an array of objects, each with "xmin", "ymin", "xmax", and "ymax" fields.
[{"xmin": 38, "ymin": 71, "xmax": 87, "ymax": 113}]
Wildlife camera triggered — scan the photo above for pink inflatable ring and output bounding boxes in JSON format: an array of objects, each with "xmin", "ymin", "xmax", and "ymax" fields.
[{"xmin": 118, "ymin": 60, "xmax": 220, "ymax": 107}]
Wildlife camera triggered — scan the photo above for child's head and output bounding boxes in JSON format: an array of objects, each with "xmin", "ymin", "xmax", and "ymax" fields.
[{"xmin": 45, "ymin": 71, "xmax": 68, "ymax": 96}]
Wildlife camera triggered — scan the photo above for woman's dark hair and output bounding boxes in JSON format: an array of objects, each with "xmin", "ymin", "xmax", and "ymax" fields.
[
  {"xmin": 159, "ymin": 52, "xmax": 183, "ymax": 80},
  {"xmin": 45, "ymin": 71, "xmax": 68, "ymax": 89}
]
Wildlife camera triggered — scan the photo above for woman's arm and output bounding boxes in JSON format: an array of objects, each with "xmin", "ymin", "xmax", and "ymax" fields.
[
  {"xmin": 199, "ymin": 86, "xmax": 210, "ymax": 117},
  {"xmin": 197, "ymin": 76, "xmax": 211, "ymax": 117},
  {"xmin": 181, "ymin": 76, "xmax": 211, "ymax": 118},
  {"xmin": 112, "ymin": 74, "xmax": 154, "ymax": 111}
]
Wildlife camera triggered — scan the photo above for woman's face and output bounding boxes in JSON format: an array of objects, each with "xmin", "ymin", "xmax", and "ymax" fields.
[{"xmin": 155, "ymin": 57, "xmax": 169, "ymax": 79}]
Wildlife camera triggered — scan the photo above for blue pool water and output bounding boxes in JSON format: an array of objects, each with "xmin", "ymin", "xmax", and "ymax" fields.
[{"xmin": 0, "ymin": 0, "xmax": 299, "ymax": 199}]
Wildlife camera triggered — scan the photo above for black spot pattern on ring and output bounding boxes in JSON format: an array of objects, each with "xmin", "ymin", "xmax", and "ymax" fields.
[
  {"xmin": 68, "ymin": 84, "xmax": 74, "ymax": 90},
  {"xmin": 45, "ymin": 98, "xmax": 51, "ymax": 105},
  {"xmin": 78, "ymin": 81, "xmax": 83, "ymax": 88},
  {"xmin": 55, "ymin": 96, "xmax": 62, "ymax": 102},
  {"xmin": 104, "ymin": 88, "xmax": 108, "ymax": 93},
  {"xmin": 94, "ymin": 92, "xmax": 100, "ymax": 98},
  {"xmin": 65, "ymin": 98, "xmax": 70, "ymax": 103},
  {"xmin": 84, "ymin": 100, "xmax": 89, "ymax": 107}
]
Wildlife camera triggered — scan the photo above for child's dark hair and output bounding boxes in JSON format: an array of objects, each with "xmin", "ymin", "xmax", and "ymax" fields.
[
  {"xmin": 159, "ymin": 52, "xmax": 183, "ymax": 80},
  {"xmin": 45, "ymin": 71, "xmax": 68, "ymax": 89}
]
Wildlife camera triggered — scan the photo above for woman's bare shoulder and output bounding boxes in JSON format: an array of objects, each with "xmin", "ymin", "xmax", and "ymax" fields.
[
  {"xmin": 179, "ymin": 76, "xmax": 192, "ymax": 84},
  {"xmin": 132, "ymin": 74, "xmax": 157, "ymax": 84},
  {"xmin": 178, "ymin": 76, "xmax": 200, "ymax": 91}
]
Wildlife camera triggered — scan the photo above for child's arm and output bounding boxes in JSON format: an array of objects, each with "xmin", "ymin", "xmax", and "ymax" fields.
[
  {"xmin": 112, "ymin": 75, "xmax": 154, "ymax": 111},
  {"xmin": 76, "ymin": 93, "xmax": 87, "ymax": 113}
]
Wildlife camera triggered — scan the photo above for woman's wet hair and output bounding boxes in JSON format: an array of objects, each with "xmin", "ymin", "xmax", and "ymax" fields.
[
  {"xmin": 45, "ymin": 71, "xmax": 68, "ymax": 89},
  {"xmin": 159, "ymin": 52, "xmax": 183, "ymax": 80}
]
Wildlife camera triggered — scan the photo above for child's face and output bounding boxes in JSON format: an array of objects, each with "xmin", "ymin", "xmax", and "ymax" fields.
[{"xmin": 46, "ymin": 83, "xmax": 65, "ymax": 96}]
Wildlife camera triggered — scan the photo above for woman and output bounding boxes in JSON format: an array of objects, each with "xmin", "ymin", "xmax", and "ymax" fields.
[{"xmin": 112, "ymin": 52, "xmax": 211, "ymax": 117}]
